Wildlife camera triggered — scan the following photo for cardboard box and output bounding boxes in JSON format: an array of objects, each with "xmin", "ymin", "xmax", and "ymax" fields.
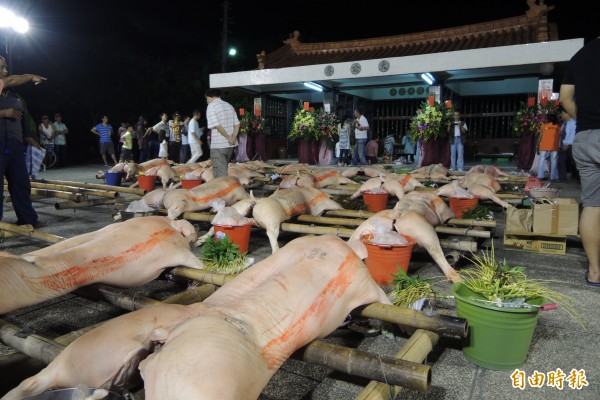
[
  {"xmin": 532, "ymin": 198, "xmax": 579, "ymax": 236},
  {"xmin": 503, "ymin": 230, "xmax": 567, "ymax": 255}
]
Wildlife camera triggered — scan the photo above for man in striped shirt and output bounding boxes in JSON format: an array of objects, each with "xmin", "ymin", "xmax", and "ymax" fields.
[{"xmin": 205, "ymin": 89, "xmax": 240, "ymax": 178}]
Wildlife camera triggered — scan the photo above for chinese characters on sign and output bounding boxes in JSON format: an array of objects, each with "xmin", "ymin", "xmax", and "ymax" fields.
[{"xmin": 511, "ymin": 369, "xmax": 588, "ymax": 390}]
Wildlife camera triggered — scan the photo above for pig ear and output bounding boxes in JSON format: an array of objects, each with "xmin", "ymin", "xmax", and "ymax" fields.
[{"xmin": 347, "ymin": 239, "xmax": 368, "ymax": 260}]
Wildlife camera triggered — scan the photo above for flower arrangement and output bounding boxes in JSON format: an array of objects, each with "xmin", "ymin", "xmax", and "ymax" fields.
[
  {"xmin": 513, "ymin": 101, "xmax": 551, "ymax": 138},
  {"xmin": 314, "ymin": 109, "xmax": 339, "ymax": 147},
  {"xmin": 408, "ymin": 101, "xmax": 453, "ymax": 142},
  {"xmin": 288, "ymin": 108, "xmax": 317, "ymax": 141},
  {"xmin": 239, "ymin": 114, "xmax": 266, "ymax": 136}
]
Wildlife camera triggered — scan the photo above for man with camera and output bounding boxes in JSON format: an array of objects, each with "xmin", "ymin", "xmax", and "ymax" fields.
[{"xmin": 446, "ymin": 111, "xmax": 468, "ymax": 171}]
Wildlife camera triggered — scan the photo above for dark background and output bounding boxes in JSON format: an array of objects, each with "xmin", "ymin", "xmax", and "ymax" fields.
[{"xmin": 1, "ymin": 0, "xmax": 596, "ymax": 164}]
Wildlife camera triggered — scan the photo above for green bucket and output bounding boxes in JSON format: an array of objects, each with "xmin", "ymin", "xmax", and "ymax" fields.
[{"xmin": 451, "ymin": 282, "xmax": 542, "ymax": 370}]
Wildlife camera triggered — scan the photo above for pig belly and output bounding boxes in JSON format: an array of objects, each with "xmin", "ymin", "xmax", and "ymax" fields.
[{"xmin": 1, "ymin": 303, "xmax": 199, "ymax": 400}]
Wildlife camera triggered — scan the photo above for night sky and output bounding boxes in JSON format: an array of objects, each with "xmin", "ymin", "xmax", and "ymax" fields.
[{"xmin": 1, "ymin": 0, "xmax": 596, "ymax": 163}]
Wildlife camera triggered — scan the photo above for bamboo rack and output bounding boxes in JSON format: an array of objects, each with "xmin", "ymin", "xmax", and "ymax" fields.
[
  {"xmin": 36, "ymin": 178, "xmax": 145, "ymax": 196},
  {"xmin": 4, "ymin": 185, "xmax": 84, "ymax": 202},
  {"xmin": 324, "ymin": 209, "xmax": 496, "ymax": 228},
  {"xmin": 0, "ymin": 222, "xmax": 65, "ymax": 243},
  {"xmin": 30, "ymin": 182, "xmax": 119, "ymax": 199},
  {"xmin": 355, "ymin": 329, "xmax": 439, "ymax": 400}
]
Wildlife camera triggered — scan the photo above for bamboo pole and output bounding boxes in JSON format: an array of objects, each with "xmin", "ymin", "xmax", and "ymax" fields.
[
  {"xmin": 326, "ymin": 183, "xmax": 361, "ymax": 190},
  {"xmin": 4, "ymin": 185, "xmax": 84, "ymax": 202},
  {"xmin": 354, "ymin": 303, "xmax": 468, "ymax": 338},
  {"xmin": 325, "ymin": 209, "xmax": 375, "ymax": 218},
  {"xmin": 281, "ymin": 222, "xmax": 355, "ymax": 237},
  {"xmin": 54, "ymin": 198, "xmax": 116, "ymax": 210},
  {"xmin": 161, "ymin": 284, "xmax": 217, "ymax": 305},
  {"xmin": 36, "ymin": 179, "xmax": 145, "ymax": 196},
  {"xmin": 324, "ymin": 210, "xmax": 495, "ymax": 228},
  {"xmin": 31, "ymin": 182, "xmax": 119, "ymax": 199},
  {"xmin": 0, "ymin": 319, "xmax": 64, "ymax": 365},
  {"xmin": 439, "ymin": 239, "xmax": 477, "ymax": 252},
  {"xmin": 434, "ymin": 226, "xmax": 490, "ymax": 238},
  {"xmin": 0, "ymin": 222, "xmax": 65, "ymax": 243},
  {"xmin": 74, "ymin": 284, "xmax": 161, "ymax": 310},
  {"xmin": 171, "ymin": 267, "xmax": 235, "ymax": 287},
  {"xmin": 355, "ymin": 329, "xmax": 439, "ymax": 400},
  {"xmin": 295, "ymin": 340, "xmax": 431, "ymax": 392},
  {"xmin": 296, "ymin": 214, "xmax": 365, "ymax": 227}
]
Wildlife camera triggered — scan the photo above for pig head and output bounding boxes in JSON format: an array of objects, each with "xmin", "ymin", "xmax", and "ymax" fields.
[{"xmin": 139, "ymin": 235, "xmax": 391, "ymax": 400}]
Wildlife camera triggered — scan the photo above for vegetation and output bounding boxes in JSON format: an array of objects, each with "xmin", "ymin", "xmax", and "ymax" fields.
[
  {"xmin": 461, "ymin": 204, "xmax": 493, "ymax": 220},
  {"xmin": 199, "ymin": 236, "xmax": 248, "ymax": 274},
  {"xmin": 390, "ymin": 268, "xmax": 447, "ymax": 307}
]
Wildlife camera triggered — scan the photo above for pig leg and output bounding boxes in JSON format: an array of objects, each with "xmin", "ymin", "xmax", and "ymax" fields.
[
  {"xmin": 393, "ymin": 212, "xmax": 461, "ymax": 283},
  {"xmin": 252, "ymin": 198, "xmax": 288, "ymax": 254}
]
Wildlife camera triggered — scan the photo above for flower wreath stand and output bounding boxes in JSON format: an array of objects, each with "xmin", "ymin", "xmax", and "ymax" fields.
[{"xmin": 318, "ymin": 137, "xmax": 334, "ymax": 165}]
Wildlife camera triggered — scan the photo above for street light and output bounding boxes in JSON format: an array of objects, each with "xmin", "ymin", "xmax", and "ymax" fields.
[{"xmin": 0, "ymin": 6, "xmax": 29, "ymax": 71}]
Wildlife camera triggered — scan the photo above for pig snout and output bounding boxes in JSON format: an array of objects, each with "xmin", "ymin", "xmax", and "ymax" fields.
[{"xmin": 171, "ymin": 219, "xmax": 199, "ymax": 242}]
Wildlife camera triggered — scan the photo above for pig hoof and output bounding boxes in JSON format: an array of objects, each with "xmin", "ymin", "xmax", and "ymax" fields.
[{"xmin": 348, "ymin": 319, "xmax": 381, "ymax": 337}]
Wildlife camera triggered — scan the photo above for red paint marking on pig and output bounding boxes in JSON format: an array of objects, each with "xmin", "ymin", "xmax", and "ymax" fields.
[
  {"xmin": 24, "ymin": 229, "xmax": 177, "ymax": 291},
  {"xmin": 190, "ymin": 181, "xmax": 241, "ymax": 204},
  {"xmin": 399, "ymin": 174, "xmax": 411, "ymax": 187},
  {"xmin": 259, "ymin": 253, "xmax": 358, "ymax": 369},
  {"xmin": 284, "ymin": 191, "xmax": 329, "ymax": 217},
  {"xmin": 313, "ymin": 171, "xmax": 337, "ymax": 183}
]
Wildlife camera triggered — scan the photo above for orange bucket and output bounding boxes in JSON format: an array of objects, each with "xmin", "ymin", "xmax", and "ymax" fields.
[
  {"xmin": 213, "ymin": 223, "xmax": 252, "ymax": 253},
  {"xmin": 362, "ymin": 192, "xmax": 389, "ymax": 212},
  {"xmin": 449, "ymin": 197, "xmax": 479, "ymax": 218},
  {"xmin": 137, "ymin": 175, "xmax": 157, "ymax": 191},
  {"xmin": 181, "ymin": 178, "xmax": 202, "ymax": 190},
  {"xmin": 361, "ymin": 233, "xmax": 416, "ymax": 285}
]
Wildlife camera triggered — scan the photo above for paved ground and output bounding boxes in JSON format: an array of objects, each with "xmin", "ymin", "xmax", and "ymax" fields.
[{"xmin": 1, "ymin": 161, "xmax": 598, "ymax": 400}]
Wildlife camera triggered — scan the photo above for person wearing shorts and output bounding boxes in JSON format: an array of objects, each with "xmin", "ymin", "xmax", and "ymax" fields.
[
  {"xmin": 91, "ymin": 115, "xmax": 118, "ymax": 166},
  {"xmin": 560, "ymin": 37, "xmax": 600, "ymax": 287}
]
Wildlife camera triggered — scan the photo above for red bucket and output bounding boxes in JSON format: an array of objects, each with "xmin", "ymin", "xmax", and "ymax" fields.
[
  {"xmin": 137, "ymin": 175, "xmax": 157, "ymax": 192},
  {"xmin": 360, "ymin": 233, "xmax": 416, "ymax": 285},
  {"xmin": 449, "ymin": 196, "xmax": 479, "ymax": 218},
  {"xmin": 181, "ymin": 179, "xmax": 202, "ymax": 190},
  {"xmin": 362, "ymin": 192, "xmax": 389, "ymax": 212},
  {"xmin": 213, "ymin": 223, "xmax": 252, "ymax": 253}
]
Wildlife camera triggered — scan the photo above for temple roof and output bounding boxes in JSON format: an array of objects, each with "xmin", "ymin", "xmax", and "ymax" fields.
[{"xmin": 258, "ymin": 7, "xmax": 558, "ymax": 70}]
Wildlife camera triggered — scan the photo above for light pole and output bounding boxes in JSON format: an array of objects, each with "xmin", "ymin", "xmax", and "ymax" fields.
[{"xmin": 0, "ymin": 6, "xmax": 29, "ymax": 72}]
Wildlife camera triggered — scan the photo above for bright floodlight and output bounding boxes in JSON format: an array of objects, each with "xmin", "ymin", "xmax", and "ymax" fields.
[
  {"xmin": 12, "ymin": 17, "xmax": 29, "ymax": 33},
  {"xmin": 0, "ymin": 7, "xmax": 15, "ymax": 28},
  {"xmin": 228, "ymin": 47, "xmax": 237, "ymax": 57}
]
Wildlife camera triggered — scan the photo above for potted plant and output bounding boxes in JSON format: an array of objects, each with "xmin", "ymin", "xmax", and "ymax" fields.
[{"xmin": 451, "ymin": 244, "xmax": 585, "ymax": 370}]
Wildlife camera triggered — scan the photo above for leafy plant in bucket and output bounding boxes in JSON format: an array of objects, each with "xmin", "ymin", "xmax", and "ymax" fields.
[
  {"xmin": 200, "ymin": 236, "xmax": 248, "ymax": 274},
  {"xmin": 459, "ymin": 243, "xmax": 586, "ymax": 330}
]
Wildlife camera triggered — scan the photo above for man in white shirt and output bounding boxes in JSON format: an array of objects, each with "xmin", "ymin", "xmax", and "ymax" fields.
[
  {"xmin": 205, "ymin": 89, "xmax": 240, "ymax": 178},
  {"xmin": 351, "ymin": 109, "xmax": 369, "ymax": 166},
  {"xmin": 187, "ymin": 109, "xmax": 204, "ymax": 163}
]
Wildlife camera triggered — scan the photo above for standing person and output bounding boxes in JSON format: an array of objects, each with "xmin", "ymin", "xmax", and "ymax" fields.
[
  {"xmin": 90, "ymin": 115, "xmax": 118, "ymax": 166},
  {"xmin": 119, "ymin": 124, "xmax": 134, "ymax": 163},
  {"xmin": 351, "ymin": 109, "xmax": 368, "ymax": 166},
  {"xmin": 537, "ymin": 113, "xmax": 560, "ymax": 181},
  {"xmin": 187, "ymin": 109, "xmax": 204, "ymax": 163},
  {"xmin": 52, "ymin": 113, "xmax": 68, "ymax": 167},
  {"xmin": 560, "ymin": 37, "xmax": 600, "ymax": 287},
  {"xmin": 446, "ymin": 111, "xmax": 468, "ymax": 171},
  {"xmin": 134, "ymin": 115, "xmax": 147, "ymax": 162},
  {"xmin": 179, "ymin": 115, "xmax": 191, "ymax": 163},
  {"xmin": 168, "ymin": 112, "xmax": 183, "ymax": 163},
  {"xmin": 337, "ymin": 116, "xmax": 351, "ymax": 166},
  {"xmin": 38, "ymin": 115, "xmax": 54, "ymax": 147},
  {"xmin": 365, "ymin": 135, "xmax": 380, "ymax": 165},
  {"xmin": 401, "ymin": 134, "xmax": 416, "ymax": 163},
  {"xmin": 144, "ymin": 112, "xmax": 169, "ymax": 162},
  {"xmin": 0, "ymin": 55, "xmax": 47, "ymax": 228},
  {"xmin": 205, "ymin": 88, "xmax": 239, "ymax": 178},
  {"xmin": 557, "ymin": 108, "xmax": 577, "ymax": 182}
]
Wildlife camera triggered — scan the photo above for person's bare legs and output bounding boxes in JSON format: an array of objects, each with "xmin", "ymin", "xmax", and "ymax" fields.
[
  {"xmin": 111, "ymin": 153, "xmax": 118, "ymax": 165},
  {"xmin": 102, "ymin": 154, "xmax": 108, "ymax": 165},
  {"xmin": 580, "ymin": 206, "xmax": 600, "ymax": 283}
]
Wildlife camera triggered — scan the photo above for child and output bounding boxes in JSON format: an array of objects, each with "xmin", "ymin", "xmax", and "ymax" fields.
[
  {"xmin": 119, "ymin": 124, "xmax": 134, "ymax": 163},
  {"xmin": 158, "ymin": 129, "xmax": 169, "ymax": 160}
]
